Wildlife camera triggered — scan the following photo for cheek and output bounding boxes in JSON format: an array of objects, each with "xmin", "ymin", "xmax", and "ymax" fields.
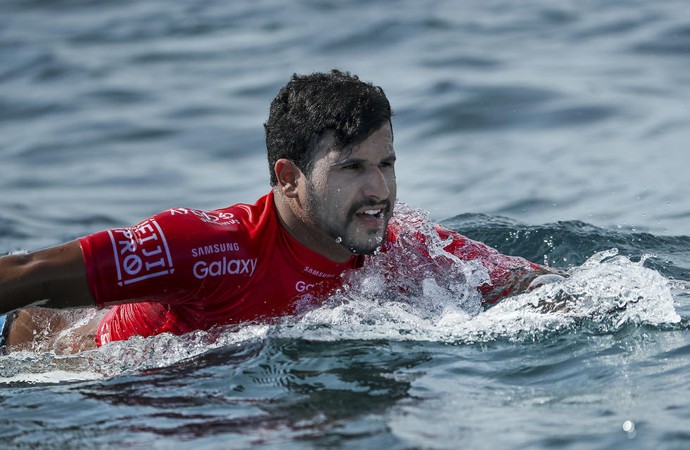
[
  {"xmin": 328, "ymin": 189, "xmax": 348, "ymax": 211},
  {"xmin": 321, "ymin": 175, "xmax": 350, "ymax": 207},
  {"xmin": 386, "ymin": 173, "xmax": 397, "ymax": 196}
]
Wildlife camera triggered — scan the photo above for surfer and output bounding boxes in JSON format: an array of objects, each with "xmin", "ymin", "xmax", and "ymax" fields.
[{"xmin": 0, "ymin": 70, "xmax": 561, "ymax": 354}]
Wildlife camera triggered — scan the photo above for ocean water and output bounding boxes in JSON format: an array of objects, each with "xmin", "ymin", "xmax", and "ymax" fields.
[{"xmin": 2, "ymin": 0, "xmax": 690, "ymax": 448}]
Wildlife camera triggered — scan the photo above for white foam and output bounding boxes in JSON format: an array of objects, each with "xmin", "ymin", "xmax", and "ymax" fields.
[
  {"xmin": 285, "ymin": 248, "xmax": 681, "ymax": 344},
  {"xmin": 0, "ymin": 322, "xmax": 270, "ymax": 384},
  {"xmin": 0, "ymin": 205, "xmax": 681, "ymax": 382},
  {"xmin": 0, "ymin": 370, "xmax": 103, "ymax": 385}
]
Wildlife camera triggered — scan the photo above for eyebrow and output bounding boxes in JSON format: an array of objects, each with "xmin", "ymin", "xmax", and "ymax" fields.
[{"xmin": 334, "ymin": 153, "xmax": 397, "ymax": 167}]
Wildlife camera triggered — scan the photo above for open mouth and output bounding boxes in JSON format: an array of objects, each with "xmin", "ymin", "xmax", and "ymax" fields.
[
  {"xmin": 349, "ymin": 201, "xmax": 391, "ymax": 227},
  {"xmin": 354, "ymin": 208, "xmax": 386, "ymax": 225},
  {"xmin": 359, "ymin": 209, "xmax": 383, "ymax": 219}
]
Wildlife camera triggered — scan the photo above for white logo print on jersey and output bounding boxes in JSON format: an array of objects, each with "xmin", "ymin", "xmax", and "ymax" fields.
[
  {"xmin": 193, "ymin": 257, "xmax": 258, "ymax": 279},
  {"xmin": 108, "ymin": 219, "xmax": 174, "ymax": 286}
]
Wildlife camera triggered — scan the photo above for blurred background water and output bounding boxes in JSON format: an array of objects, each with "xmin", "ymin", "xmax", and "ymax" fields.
[{"xmin": 2, "ymin": 0, "xmax": 690, "ymax": 448}]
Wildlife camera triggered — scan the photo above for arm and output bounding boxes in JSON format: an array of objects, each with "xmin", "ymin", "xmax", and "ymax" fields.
[
  {"xmin": 434, "ymin": 226, "xmax": 566, "ymax": 304},
  {"xmin": 480, "ymin": 265, "xmax": 566, "ymax": 305},
  {"xmin": 0, "ymin": 240, "xmax": 95, "ymax": 315}
]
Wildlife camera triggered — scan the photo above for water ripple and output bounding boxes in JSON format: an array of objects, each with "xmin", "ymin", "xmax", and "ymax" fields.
[{"xmin": 633, "ymin": 23, "xmax": 690, "ymax": 55}]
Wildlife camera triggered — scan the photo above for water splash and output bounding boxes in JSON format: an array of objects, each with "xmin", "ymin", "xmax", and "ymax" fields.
[
  {"xmin": 309, "ymin": 202, "xmax": 489, "ymax": 322},
  {"xmin": 288, "ymin": 247, "xmax": 680, "ymax": 344},
  {"xmin": 0, "ymin": 322, "xmax": 270, "ymax": 384},
  {"xmin": 0, "ymin": 206, "xmax": 682, "ymax": 383}
]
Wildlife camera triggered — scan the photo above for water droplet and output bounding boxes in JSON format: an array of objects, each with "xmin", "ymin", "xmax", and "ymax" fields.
[
  {"xmin": 622, "ymin": 420, "xmax": 634, "ymax": 432},
  {"xmin": 622, "ymin": 420, "xmax": 636, "ymax": 439},
  {"xmin": 335, "ymin": 237, "xmax": 342, "ymax": 244}
]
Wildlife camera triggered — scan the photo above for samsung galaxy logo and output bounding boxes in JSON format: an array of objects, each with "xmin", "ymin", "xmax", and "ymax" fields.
[
  {"xmin": 193, "ymin": 257, "xmax": 257, "ymax": 279},
  {"xmin": 295, "ymin": 280, "xmax": 315, "ymax": 293},
  {"xmin": 191, "ymin": 242, "xmax": 240, "ymax": 258},
  {"xmin": 303, "ymin": 266, "xmax": 336, "ymax": 278}
]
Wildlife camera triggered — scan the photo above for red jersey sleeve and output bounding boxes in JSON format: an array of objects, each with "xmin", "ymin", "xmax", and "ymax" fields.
[
  {"xmin": 79, "ymin": 206, "xmax": 249, "ymax": 309},
  {"xmin": 435, "ymin": 226, "xmax": 541, "ymax": 304}
]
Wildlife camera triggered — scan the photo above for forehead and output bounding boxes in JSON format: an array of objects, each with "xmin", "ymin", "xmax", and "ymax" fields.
[{"xmin": 316, "ymin": 124, "xmax": 395, "ymax": 163}]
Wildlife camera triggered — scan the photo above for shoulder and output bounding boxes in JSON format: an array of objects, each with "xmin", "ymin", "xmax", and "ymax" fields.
[{"xmin": 153, "ymin": 192, "xmax": 275, "ymax": 233}]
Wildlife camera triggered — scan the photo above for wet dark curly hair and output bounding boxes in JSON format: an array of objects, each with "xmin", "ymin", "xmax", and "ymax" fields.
[{"xmin": 264, "ymin": 69, "xmax": 392, "ymax": 186}]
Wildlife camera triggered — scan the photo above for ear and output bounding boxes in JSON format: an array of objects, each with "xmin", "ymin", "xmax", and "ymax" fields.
[{"xmin": 274, "ymin": 159, "xmax": 302, "ymax": 198}]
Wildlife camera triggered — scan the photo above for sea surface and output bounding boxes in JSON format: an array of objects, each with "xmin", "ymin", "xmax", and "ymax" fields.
[{"xmin": 2, "ymin": 0, "xmax": 690, "ymax": 448}]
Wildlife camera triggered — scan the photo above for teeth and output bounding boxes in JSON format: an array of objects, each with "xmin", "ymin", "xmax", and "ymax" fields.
[{"xmin": 363, "ymin": 210, "xmax": 379, "ymax": 215}]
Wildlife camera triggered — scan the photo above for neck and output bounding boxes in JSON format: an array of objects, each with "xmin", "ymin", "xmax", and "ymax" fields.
[{"xmin": 272, "ymin": 188, "xmax": 353, "ymax": 263}]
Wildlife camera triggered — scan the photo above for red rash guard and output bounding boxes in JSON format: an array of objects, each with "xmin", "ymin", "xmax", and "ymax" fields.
[{"xmin": 79, "ymin": 192, "xmax": 538, "ymax": 346}]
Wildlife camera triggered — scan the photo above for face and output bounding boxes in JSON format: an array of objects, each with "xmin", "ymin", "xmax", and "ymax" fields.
[{"xmin": 300, "ymin": 123, "xmax": 397, "ymax": 259}]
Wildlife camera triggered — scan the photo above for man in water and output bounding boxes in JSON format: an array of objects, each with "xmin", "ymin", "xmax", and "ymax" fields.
[{"xmin": 0, "ymin": 70, "xmax": 555, "ymax": 354}]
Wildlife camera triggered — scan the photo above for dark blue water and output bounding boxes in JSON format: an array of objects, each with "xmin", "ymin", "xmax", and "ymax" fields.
[{"xmin": 2, "ymin": 0, "xmax": 690, "ymax": 448}]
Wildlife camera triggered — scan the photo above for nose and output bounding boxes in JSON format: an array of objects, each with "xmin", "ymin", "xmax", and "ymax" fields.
[{"xmin": 363, "ymin": 166, "xmax": 391, "ymax": 200}]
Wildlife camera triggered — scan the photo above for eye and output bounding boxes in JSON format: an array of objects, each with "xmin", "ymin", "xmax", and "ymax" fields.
[
  {"xmin": 342, "ymin": 162, "xmax": 362, "ymax": 171},
  {"xmin": 380, "ymin": 159, "xmax": 396, "ymax": 169}
]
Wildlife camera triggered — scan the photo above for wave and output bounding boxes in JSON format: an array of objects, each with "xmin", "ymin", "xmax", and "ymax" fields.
[{"xmin": 1, "ymin": 205, "xmax": 685, "ymax": 386}]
